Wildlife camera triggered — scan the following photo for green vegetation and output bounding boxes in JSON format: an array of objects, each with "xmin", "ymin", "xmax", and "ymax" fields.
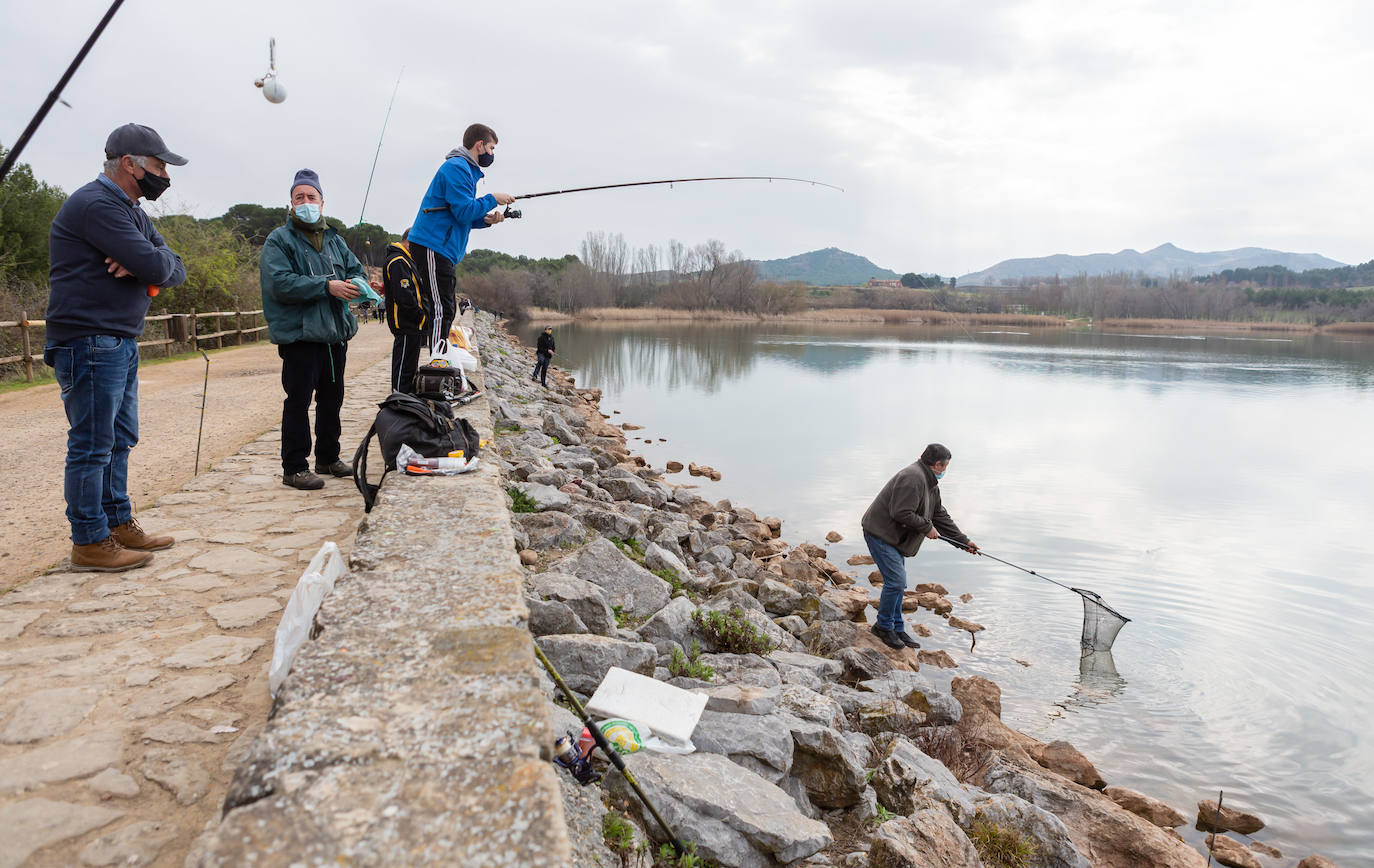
[
  {"xmin": 667, "ymin": 638, "xmax": 714, "ymax": 681},
  {"xmin": 611, "ymin": 604, "xmax": 645, "ymax": 630},
  {"xmin": 0, "ymin": 146, "xmax": 66, "ymax": 286},
  {"xmin": 691, "ymin": 606, "xmax": 775, "ymax": 656},
  {"xmin": 494, "ymin": 422, "xmax": 523, "ymax": 435},
  {"xmin": 601, "ymin": 812, "xmax": 637, "ymax": 854},
  {"xmin": 967, "ymin": 814, "xmax": 1038, "ymax": 868},
  {"xmin": 507, "ymin": 487, "xmax": 539, "ymax": 513},
  {"xmin": 610, "ymin": 536, "xmax": 646, "ymax": 563},
  {"xmin": 655, "ymin": 842, "xmax": 715, "ymax": 868},
  {"xmin": 868, "ymin": 803, "xmax": 897, "ymax": 827},
  {"xmin": 652, "ymin": 565, "xmax": 700, "ymax": 601}
]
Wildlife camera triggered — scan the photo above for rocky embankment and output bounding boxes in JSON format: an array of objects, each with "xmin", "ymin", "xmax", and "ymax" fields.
[{"xmin": 476, "ymin": 315, "xmax": 1343, "ymax": 868}]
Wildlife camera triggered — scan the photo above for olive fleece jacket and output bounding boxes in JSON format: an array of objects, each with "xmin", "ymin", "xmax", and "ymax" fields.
[{"xmin": 860, "ymin": 460, "xmax": 970, "ymax": 557}]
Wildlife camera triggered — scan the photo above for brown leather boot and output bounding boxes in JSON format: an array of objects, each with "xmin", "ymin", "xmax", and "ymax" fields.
[
  {"xmin": 71, "ymin": 536, "xmax": 153, "ymax": 572},
  {"xmin": 110, "ymin": 517, "xmax": 174, "ymax": 552}
]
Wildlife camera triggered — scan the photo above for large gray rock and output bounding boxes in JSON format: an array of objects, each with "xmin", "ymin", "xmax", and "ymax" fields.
[
  {"xmin": 697, "ymin": 653, "xmax": 782, "ymax": 689},
  {"xmin": 697, "ymin": 594, "xmax": 800, "ymax": 653},
  {"xmin": 758, "ymin": 579, "xmax": 803, "ymax": 616},
  {"xmin": 572, "ymin": 504, "xmax": 643, "ymax": 541},
  {"xmin": 637, "ymin": 597, "xmax": 699, "ymax": 651},
  {"xmin": 776, "ymin": 683, "xmax": 845, "ymax": 730},
  {"xmin": 513, "ymin": 511, "xmax": 586, "ymax": 550},
  {"xmin": 535, "ymin": 635, "xmax": 656, "ymax": 694},
  {"xmin": 696, "ymin": 684, "xmax": 779, "ymax": 715},
  {"xmin": 605, "ymin": 752, "xmax": 831, "ymax": 868},
  {"xmin": 870, "ymin": 809, "xmax": 985, "ymax": 868},
  {"xmin": 798, "ymin": 619, "xmax": 858, "ymax": 656},
  {"xmin": 645, "ymin": 542, "xmax": 691, "ymax": 584},
  {"xmin": 528, "ymin": 572, "xmax": 617, "ymax": 637},
  {"xmin": 967, "ymin": 791, "xmax": 1092, "ymax": 868},
  {"xmin": 860, "ymin": 674, "xmax": 963, "ymax": 726},
  {"xmin": 542, "ymin": 411, "xmax": 583, "ymax": 445},
  {"xmin": 772, "ymin": 650, "xmax": 844, "ymax": 682},
  {"xmin": 691, "ymin": 710, "xmax": 794, "ymax": 783},
  {"xmin": 781, "ymin": 716, "xmax": 869, "ymax": 809},
  {"xmin": 836, "ymin": 646, "xmax": 892, "ymax": 683},
  {"xmin": 598, "ymin": 468, "xmax": 655, "ymax": 505},
  {"xmin": 872, "ymin": 735, "xmax": 976, "ymax": 823},
  {"xmin": 525, "ymin": 597, "xmax": 588, "ymax": 636},
  {"xmin": 562, "ymin": 537, "xmax": 671, "ymax": 618},
  {"xmin": 511, "ymin": 481, "xmax": 571, "ymax": 512}
]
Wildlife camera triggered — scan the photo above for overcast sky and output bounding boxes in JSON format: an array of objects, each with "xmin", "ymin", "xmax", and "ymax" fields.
[{"xmin": 5, "ymin": 0, "xmax": 1374, "ymax": 277}]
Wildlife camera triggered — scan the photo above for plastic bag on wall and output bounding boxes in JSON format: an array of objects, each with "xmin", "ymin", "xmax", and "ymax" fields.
[{"xmin": 268, "ymin": 542, "xmax": 347, "ymax": 696}]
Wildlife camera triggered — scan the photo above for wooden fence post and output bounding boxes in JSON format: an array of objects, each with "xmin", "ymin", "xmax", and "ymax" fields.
[
  {"xmin": 20, "ymin": 311, "xmax": 33, "ymax": 382},
  {"xmin": 236, "ymin": 310, "xmax": 244, "ymax": 346},
  {"xmin": 191, "ymin": 308, "xmax": 197, "ymax": 351}
]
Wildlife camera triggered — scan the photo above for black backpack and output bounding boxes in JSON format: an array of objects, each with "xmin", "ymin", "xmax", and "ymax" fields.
[{"xmin": 352, "ymin": 392, "xmax": 481, "ymax": 512}]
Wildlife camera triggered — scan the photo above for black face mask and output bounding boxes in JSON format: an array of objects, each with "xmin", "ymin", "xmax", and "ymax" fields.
[
  {"xmin": 136, "ymin": 169, "xmax": 171, "ymax": 201},
  {"xmin": 477, "ymin": 151, "xmax": 495, "ymax": 168}
]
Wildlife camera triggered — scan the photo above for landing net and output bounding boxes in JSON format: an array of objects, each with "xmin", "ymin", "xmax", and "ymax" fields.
[{"xmin": 1074, "ymin": 588, "xmax": 1130, "ymax": 652}]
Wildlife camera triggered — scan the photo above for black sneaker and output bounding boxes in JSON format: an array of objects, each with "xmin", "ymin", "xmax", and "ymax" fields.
[
  {"xmin": 314, "ymin": 460, "xmax": 352, "ymax": 478},
  {"xmin": 870, "ymin": 624, "xmax": 905, "ymax": 650},
  {"xmin": 282, "ymin": 470, "xmax": 325, "ymax": 490},
  {"xmin": 893, "ymin": 631, "xmax": 921, "ymax": 649}
]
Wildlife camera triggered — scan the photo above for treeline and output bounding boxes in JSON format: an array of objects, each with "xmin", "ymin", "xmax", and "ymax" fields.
[
  {"xmin": 457, "ymin": 231, "xmax": 810, "ymax": 319},
  {"xmin": 1201, "ymin": 259, "xmax": 1374, "ymax": 290}
]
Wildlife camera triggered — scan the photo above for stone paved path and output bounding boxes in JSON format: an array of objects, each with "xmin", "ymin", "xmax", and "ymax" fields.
[{"xmin": 0, "ymin": 353, "xmax": 391, "ymax": 868}]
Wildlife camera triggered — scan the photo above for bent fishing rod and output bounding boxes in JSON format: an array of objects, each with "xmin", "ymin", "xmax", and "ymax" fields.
[{"xmin": 422, "ymin": 174, "xmax": 843, "ymax": 215}]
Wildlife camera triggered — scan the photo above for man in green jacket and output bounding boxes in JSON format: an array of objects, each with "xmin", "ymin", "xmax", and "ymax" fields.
[
  {"xmin": 861, "ymin": 443, "xmax": 979, "ymax": 650},
  {"xmin": 260, "ymin": 169, "xmax": 364, "ymax": 490}
]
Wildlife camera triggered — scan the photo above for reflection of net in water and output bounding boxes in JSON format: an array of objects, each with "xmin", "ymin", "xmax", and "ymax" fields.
[
  {"xmin": 1076, "ymin": 588, "xmax": 1130, "ymax": 652},
  {"xmin": 1052, "ymin": 649, "xmax": 1128, "ymax": 717}
]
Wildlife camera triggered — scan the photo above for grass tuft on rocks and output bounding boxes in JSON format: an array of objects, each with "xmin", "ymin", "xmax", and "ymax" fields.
[
  {"xmin": 655, "ymin": 841, "xmax": 716, "ymax": 868},
  {"xmin": 967, "ymin": 814, "xmax": 1038, "ymax": 868},
  {"xmin": 653, "ymin": 565, "xmax": 700, "ymax": 602},
  {"xmin": 508, "ymin": 487, "xmax": 539, "ymax": 513},
  {"xmin": 602, "ymin": 812, "xmax": 637, "ymax": 854},
  {"xmin": 610, "ymin": 536, "xmax": 646, "ymax": 563},
  {"xmin": 691, "ymin": 606, "xmax": 775, "ymax": 656},
  {"xmin": 867, "ymin": 803, "xmax": 897, "ymax": 827},
  {"xmin": 494, "ymin": 422, "xmax": 522, "ymax": 434},
  {"xmin": 667, "ymin": 638, "xmax": 714, "ymax": 681}
]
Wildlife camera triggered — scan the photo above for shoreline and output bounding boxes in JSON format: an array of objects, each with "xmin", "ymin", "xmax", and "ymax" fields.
[
  {"xmin": 518, "ymin": 305, "xmax": 1374, "ymax": 337},
  {"xmin": 476, "ymin": 314, "xmax": 1343, "ymax": 867}
]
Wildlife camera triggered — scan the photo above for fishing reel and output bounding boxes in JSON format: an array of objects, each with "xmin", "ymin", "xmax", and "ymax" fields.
[
  {"xmin": 502, "ymin": 206, "xmax": 522, "ymax": 220},
  {"xmin": 553, "ymin": 730, "xmax": 600, "ymax": 786}
]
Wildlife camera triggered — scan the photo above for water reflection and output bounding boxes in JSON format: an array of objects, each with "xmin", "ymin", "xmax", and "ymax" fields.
[{"xmin": 1050, "ymin": 650, "xmax": 1128, "ymax": 718}]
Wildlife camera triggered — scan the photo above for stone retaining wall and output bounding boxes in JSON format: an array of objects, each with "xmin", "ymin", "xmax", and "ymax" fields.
[{"xmin": 196, "ymin": 334, "xmax": 571, "ymax": 865}]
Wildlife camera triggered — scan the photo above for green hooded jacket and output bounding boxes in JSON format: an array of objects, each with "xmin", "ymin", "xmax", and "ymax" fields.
[
  {"xmin": 861, "ymin": 460, "xmax": 970, "ymax": 557},
  {"xmin": 259, "ymin": 219, "xmax": 363, "ymax": 345}
]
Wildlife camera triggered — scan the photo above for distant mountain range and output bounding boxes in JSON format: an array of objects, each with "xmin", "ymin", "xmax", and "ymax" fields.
[
  {"xmin": 752, "ymin": 247, "xmax": 899, "ymax": 286},
  {"xmin": 958, "ymin": 243, "xmax": 1346, "ymax": 286}
]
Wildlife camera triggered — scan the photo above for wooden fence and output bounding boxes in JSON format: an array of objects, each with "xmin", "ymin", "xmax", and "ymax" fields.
[{"xmin": 0, "ymin": 309, "xmax": 268, "ymax": 382}]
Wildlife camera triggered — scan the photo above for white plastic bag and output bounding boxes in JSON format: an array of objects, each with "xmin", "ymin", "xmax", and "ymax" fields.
[
  {"xmin": 432, "ymin": 338, "xmax": 478, "ymax": 373},
  {"xmin": 268, "ymin": 541, "xmax": 347, "ymax": 696},
  {"xmin": 396, "ymin": 443, "xmax": 480, "ymax": 475}
]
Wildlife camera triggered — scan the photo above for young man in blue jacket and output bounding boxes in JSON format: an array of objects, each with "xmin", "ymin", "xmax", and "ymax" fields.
[
  {"xmin": 44, "ymin": 123, "xmax": 187, "ymax": 572},
  {"xmin": 407, "ymin": 123, "xmax": 513, "ymax": 349},
  {"xmin": 260, "ymin": 169, "xmax": 364, "ymax": 490}
]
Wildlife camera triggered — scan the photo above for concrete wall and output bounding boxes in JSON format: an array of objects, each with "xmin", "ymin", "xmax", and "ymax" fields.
[{"xmin": 196, "ymin": 347, "xmax": 571, "ymax": 866}]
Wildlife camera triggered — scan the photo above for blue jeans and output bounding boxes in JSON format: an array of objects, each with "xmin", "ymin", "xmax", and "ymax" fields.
[
  {"xmin": 865, "ymin": 532, "xmax": 909, "ymax": 632},
  {"xmin": 45, "ymin": 336, "xmax": 139, "ymax": 545}
]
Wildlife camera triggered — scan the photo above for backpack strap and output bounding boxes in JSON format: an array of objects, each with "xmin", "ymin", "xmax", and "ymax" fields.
[{"xmin": 352, "ymin": 421, "xmax": 386, "ymax": 513}]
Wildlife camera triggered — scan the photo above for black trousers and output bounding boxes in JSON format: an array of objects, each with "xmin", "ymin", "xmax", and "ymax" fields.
[
  {"xmin": 533, "ymin": 351, "xmax": 552, "ymax": 386},
  {"xmin": 408, "ymin": 240, "xmax": 456, "ymax": 350},
  {"xmin": 391, "ymin": 330, "xmax": 422, "ymax": 394},
  {"xmin": 278, "ymin": 341, "xmax": 347, "ymax": 473}
]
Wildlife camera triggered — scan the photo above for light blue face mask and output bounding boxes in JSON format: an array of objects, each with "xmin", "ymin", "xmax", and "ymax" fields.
[
  {"xmin": 293, "ymin": 203, "xmax": 321, "ymax": 223},
  {"xmin": 934, "ymin": 470, "xmax": 946, "ymax": 480}
]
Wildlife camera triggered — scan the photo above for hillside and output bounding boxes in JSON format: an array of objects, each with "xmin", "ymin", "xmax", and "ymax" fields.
[
  {"xmin": 752, "ymin": 247, "xmax": 899, "ymax": 286},
  {"xmin": 959, "ymin": 242, "xmax": 1346, "ymax": 286}
]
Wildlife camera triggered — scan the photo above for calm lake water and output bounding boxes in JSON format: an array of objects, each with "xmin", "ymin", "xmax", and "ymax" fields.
[{"xmin": 515, "ymin": 320, "xmax": 1374, "ymax": 863}]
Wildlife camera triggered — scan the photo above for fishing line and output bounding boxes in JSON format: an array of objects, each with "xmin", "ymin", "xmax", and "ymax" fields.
[{"xmin": 358, "ymin": 66, "xmax": 404, "ymax": 226}]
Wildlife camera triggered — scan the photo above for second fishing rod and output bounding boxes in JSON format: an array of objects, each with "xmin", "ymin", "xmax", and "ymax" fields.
[{"xmin": 422, "ymin": 174, "xmax": 843, "ymax": 217}]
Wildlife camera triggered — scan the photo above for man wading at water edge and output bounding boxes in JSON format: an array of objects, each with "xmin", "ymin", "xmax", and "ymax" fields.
[
  {"xmin": 861, "ymin": 443, "xmax": 979, "ymax": 649},
  {"xmin": 45, "ymin": 123, "xmax": 187, "ymax": 572}
]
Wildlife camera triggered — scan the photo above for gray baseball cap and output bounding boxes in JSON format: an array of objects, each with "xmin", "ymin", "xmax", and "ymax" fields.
[{"xmin": 104, "ymin": 123, "xmax": 187, "ymax": 166}]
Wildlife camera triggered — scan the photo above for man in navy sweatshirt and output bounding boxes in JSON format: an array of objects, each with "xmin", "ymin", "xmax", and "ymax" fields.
[
  {"xmin": 407, "ymin": 123, "xmax": 513, "ymax": 350},
  {"xmin": 44, "ymin": 123, "xmax": 187, "ymax": 572}
]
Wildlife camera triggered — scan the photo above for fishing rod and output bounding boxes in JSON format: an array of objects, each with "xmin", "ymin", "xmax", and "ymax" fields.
[
  {"xmin": 938, "ymin": 534, "xmax": 1130, "ymax": 622},
  {"xmin": 422, "ymin": 174, "xmax": 842, "ymax": 214},
  {"xmin": 358, "ymin": 66, "xmax": 404, "ymax": 226},
  {"xmin": 0, "ymin": 0, "xmax": 126, "ymax": 184}
]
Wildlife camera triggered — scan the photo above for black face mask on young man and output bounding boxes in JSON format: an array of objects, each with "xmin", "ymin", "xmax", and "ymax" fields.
[
  {"xmin": 477, "ymin": 151, "xmax": 495, "ymax": 168},
  {"xmin": 136, "ymin": 169, "xmax": 171, "ymax": 201}
]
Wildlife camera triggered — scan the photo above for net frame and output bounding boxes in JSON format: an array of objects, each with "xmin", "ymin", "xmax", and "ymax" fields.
[{"xmin": 1074, "ymin": 588, "xmax": 1130, "ymax": 652}]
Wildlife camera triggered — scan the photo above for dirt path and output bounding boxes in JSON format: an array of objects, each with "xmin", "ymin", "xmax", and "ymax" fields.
[{"xmin": 0, "ymin": 322, "xmax": 393, "ymax": 591}]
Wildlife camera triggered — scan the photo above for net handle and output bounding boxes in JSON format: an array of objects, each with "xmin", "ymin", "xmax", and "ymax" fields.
[{"xmin": 937, "ymin": 535, "xmax": 1130, "ymax": 623}]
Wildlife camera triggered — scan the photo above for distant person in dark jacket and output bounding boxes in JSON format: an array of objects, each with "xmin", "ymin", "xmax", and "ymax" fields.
[
  {"xmin": 44, "ymin": 123, "xmax": 187, "ymax": 572},
  {"xmin": 532, "ymin": 326, "xmax": 556, "ymax": 387},
  {"xmin": 860, "ymin": 443, "xmax": 979, "ymax": 650},
  {"xmin": 260, "ymin": 169, "xmax": 364, "ymax": 490},
  {"xmin": 383, "ymin": 229, "xmax": 424, "ymax": 393},
  {"xmin": 407, "ymin": 123, "xmax": 513, "ymax": 350}
]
